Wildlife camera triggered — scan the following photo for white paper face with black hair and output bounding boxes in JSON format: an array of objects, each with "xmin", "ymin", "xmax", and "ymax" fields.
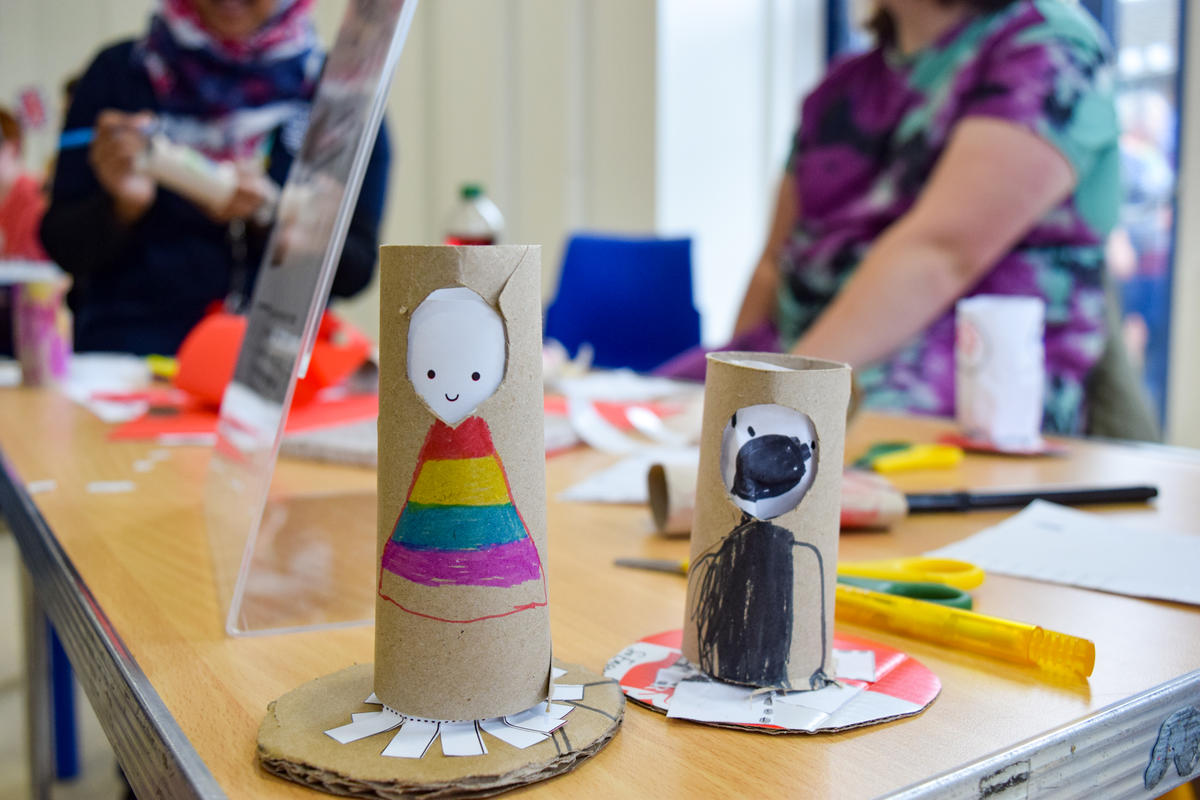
[
  {"xmin": 720, "ymin": 403, "xmax": 818, "ymax": 520},
  {"xmin": 407, "ymin": 287, "xmax": 506, "ymax": 425}
]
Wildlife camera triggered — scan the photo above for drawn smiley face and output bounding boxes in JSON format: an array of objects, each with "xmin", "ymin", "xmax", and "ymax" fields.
[
  {"xmin": 407, "ymin": 287, "xmax": 506, "ymax": 425},
  {"xmin": 720, "ymin": 404, "xmax": 818, "ymax": 520}
]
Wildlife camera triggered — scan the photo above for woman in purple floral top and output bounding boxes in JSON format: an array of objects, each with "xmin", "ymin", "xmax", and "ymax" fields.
[{"xmin": 733, "ymin": 0, "xmax": 1119, "ymax": 434}]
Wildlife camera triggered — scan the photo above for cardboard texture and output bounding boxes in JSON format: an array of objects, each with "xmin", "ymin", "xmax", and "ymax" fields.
[
  {"xmin": 375, "ymin": 246, "xmax": 551, "ymax": 721},
  {"xmin": 683, "ymin": 353, "xmax": 851, "ymax": 690},
  {"xmin": 258, "ymin": 661, "xmax": 623, "ymax": 799}
]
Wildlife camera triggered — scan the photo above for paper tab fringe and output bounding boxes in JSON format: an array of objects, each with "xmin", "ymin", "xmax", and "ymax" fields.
[{"xmin": 323, "ymin": 681, "xmax": 583, "ymax": 759}]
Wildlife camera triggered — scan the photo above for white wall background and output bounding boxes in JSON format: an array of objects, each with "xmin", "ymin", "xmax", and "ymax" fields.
[{"xmin": 0, "ymin": 0, "xmax": 818, "ymax": 346}]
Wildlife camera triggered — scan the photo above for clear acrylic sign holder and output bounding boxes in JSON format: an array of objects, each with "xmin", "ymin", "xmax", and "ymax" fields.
[{"xmin": 205, "ymin": 0, "xmax": 418, "ymax": 636}]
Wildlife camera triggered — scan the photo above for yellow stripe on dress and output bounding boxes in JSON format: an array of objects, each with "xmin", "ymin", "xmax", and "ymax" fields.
[{"xmin": 408, "ymin": 456, "xmax": 510, "ymax": 506}]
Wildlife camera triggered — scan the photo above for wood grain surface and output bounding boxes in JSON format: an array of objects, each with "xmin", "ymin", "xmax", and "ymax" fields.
[{"xmin": 2, "ymin": 387, "xmax": 1199, "ymax": 798}]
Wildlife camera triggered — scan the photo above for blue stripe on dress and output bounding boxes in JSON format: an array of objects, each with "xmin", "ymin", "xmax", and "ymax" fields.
[{"xmin": 389, "ymin": 501, "xmax": 528, "ymax": 550}]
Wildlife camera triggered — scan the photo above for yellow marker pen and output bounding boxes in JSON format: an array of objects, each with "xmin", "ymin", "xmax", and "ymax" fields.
[
  {"xmin": 872, "ymin": 443, "xmax": 963, "ymax": 473},
  {"xmin": 835, "ymin": 583, "xmax": 1095, "ymax": 678}
]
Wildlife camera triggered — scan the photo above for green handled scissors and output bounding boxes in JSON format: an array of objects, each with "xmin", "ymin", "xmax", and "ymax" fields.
[
  {"xmin": 837, "ymin": 556, "xmax": 985, "ymax": 590},
  {"xmin": 835, "ymin": 575, "xmax": 972, "ymax": 609}
]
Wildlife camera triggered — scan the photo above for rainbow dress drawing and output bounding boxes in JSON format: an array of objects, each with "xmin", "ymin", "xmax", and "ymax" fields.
[{"xmin": 379, "ymin": 416, "xmax": 547, "ymax": 622}]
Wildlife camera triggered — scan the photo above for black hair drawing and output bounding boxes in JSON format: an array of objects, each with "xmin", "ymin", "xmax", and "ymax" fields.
[{"xmin": 690, "ymin": 407, "xmax": 830, "ymax": 690}]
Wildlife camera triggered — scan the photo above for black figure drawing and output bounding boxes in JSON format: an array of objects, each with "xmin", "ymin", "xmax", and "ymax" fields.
[{"xmin": 690, "ymin": 404, "xmax": 830, "ymax": 690}]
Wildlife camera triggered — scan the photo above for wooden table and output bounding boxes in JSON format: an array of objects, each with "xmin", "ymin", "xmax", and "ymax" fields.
[{"xmin": 2, "ymin": 387, "xmax": 1199, "ymax": 799}]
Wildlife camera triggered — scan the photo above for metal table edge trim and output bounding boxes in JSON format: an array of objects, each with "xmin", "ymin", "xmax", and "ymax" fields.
[
  {"xmin": 0, "ymin": 446, "xmax": 227, "ymax": 799},
  {"xmin": 880, "ymin": 667, "xmax": 1200, "ymax": 799}
]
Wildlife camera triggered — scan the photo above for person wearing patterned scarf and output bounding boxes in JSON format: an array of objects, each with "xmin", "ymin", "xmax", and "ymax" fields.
[{"xmin": 40, "ymin": 0, "xmax": 390, "ymax": 356}]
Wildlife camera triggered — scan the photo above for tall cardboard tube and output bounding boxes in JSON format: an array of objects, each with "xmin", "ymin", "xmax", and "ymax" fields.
[{"xmin": 375, "ymin": 245, "xmax": 551, "ymax": 720}]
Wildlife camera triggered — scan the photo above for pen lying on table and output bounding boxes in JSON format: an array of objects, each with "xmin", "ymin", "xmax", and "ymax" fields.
[{"xmin": 904, "ymin": 485, "xmax": 1158, "ymax": 513}]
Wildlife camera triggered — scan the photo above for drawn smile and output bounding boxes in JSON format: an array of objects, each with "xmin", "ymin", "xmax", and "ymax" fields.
[{"xmin": 445, "ymin": 393, "xmax": 459, "ymax": 402}]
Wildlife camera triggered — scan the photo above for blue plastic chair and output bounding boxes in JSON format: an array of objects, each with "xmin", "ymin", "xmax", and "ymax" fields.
[{"xmin": 544, "ymin": 234, "xmax": 701, "ymax": 372}]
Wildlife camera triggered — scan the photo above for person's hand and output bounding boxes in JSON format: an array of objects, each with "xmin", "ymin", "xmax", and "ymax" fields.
[
  {"xmin": 89, "ymin": 110, "xmax": 156, "ymax": 225},
  {"xmin": 208, "ymin": 161, "xmax": 277, "ymax": 224}
]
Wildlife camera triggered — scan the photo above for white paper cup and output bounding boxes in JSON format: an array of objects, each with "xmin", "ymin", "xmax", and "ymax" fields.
[{"xmin": 955, "ymin": 295, "xmax": 1045, "ymax": 450}]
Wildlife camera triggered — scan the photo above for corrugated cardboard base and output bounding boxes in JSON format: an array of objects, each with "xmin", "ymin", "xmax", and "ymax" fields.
[{"xmin": 257, "ymin": 660, "xmax": 623, "ymax": 799}]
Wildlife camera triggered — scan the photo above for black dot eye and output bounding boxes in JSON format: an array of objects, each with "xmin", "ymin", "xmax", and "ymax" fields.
[
  {"xmin": 748, "ymin": 426, "xmax": 756, "ymax": 437},
  {"xmin": 427, "ymin": 370, "xmax": 436, "ymax": 379},
  {"xmin": 471, "ymin": 372, "xmax": 481, "ymax": 381}
]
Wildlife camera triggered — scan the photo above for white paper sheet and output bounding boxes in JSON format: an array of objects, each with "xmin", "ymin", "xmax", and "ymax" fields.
[
  {"xmin": 558, "ymin": 447, "xmax": 698, "ymax": 503},
  {"xmin": 926, "ymin": 500, "xmax": 1200, "ymax": 605}
]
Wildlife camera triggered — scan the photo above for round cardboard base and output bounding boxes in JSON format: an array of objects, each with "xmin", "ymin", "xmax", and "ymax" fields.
[
  {"xmin": 605, "ymin": 629, "xmax": 939, "ymax": 734},
  {"xmin": 258, "ymin": 660, "xmax": 623, "ymax": 799}
]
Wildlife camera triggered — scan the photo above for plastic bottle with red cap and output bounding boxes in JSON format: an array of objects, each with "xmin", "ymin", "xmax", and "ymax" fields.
[{"xmin": 443, "ymin": 183, "xmax": 505, "ymax": 245}]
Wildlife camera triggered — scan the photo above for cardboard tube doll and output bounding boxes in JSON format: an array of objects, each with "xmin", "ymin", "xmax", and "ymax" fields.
[
  {"xmin": 683, "ymin": 353, "xmax": 850, "ymax": 690},
  {"xmin": 375, "ymin": 246, "xmax": 551, "ymax": 721}
]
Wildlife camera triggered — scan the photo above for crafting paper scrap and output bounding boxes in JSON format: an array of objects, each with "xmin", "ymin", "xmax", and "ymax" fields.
[
  {"xmin": 86, "ymin": 480, "xmax": 136, "ymax": 494},
  {"xmin": 667, "ymin": 679, "xmax": 861, "ymax": 732},
  {"xmin": 382, "ymin": 720, "xmax": 439, "ymax": 759},
  {"xmin": 550, "ymin": 666, "xmax": 567, "ymax": 680},
  {"xmin": 478, "ymin": 718, "xmax": 548, "ymax": 749},
  {"xmin": 820, "ymin": 690, "xmax": 924, "ymax": 730},
  {"xmin": 133, "ymin": 460, "xmax": 155, "ymax": 472},
  {"xmin": 551, "ymin": 684, "xmax": 584, "ymax": 701},
  {"xmin": 503, "ymin": 707, "xmax": 568, "ymax": 735},
  {"xmin": 833, "ymin": 650, "xmax": 877, "ymax": 682},
  {"xmin": 605, "ymin": 629, "xmax": 939, "ymax": 733},
  {"xmin": 926, "ymin": 500, "xmax": 1200, "ymax": 606},
  {"xmin": 774, "ymin": 681, "xmax": 863, "ymax": 715},
  {"xmin": 324, "ymin": 708, "xmax": 403, "ymax": 744},
  {"xmin": 26, "ymin": 479, "xmax": 57, "ymax": 494},
  {"xmin": 440, "ymin": 721, "xmax": 488, "ymax": 757}
]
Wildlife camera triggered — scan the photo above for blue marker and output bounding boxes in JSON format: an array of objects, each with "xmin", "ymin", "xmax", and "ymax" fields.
[
  {"xmin": 58, "ymin": 128, "xmax": 95, "ymax": 150},
  {"xmin": 58, "ymin": 119, "xmax": 158, "ymax": 151}
]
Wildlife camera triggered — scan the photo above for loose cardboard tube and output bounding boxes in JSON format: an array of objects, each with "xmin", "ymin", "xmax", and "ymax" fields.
[
  {"xmin": 647, "ymin": 462, "xmax": 697, "ymax": 536},
  {"xmin": 375, "ymin": 246, "xmax": 551, "ymax": 720},
  {"xmin": 683, "ymin": 352, "xmax": 851, "ymax": 691}
]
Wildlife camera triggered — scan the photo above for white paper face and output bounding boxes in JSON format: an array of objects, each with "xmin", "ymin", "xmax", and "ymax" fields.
[
  {"xmin": 720, "ymin": 404, "xmax": 818, "ymax": 520},
  {"xmin": 407, "ymin": 287, "xmax": 506, "ymax": 425}
]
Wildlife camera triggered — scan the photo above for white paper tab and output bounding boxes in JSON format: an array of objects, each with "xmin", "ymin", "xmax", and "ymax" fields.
[
  {"xmin": 503, "ymin": 707, "xmax": 569, "ymax": 734},
  {"xmin": 324, "ymin": 708, "xmax": 403, "ymax": 744},
  {"xmin": 479, "ymin": 718, "xmax": 549, "ymax": 749},
  {"xmin": 86, "ymin": 480, "xmax": 136, "ymax": 494},
  {"xmin": 439, "ymin": 721, "xmax": 488, "ymax": 757},
  {"xmin": 382, "ymin": 720, "xmax": 439, "ymax": 758},
  {"xmin": 550, "ymin": 684, "xmax": 584, "ymax": 701},
  {"xmin": 833, "ymin": 649, "xmax": 877, "ymax": 682}
]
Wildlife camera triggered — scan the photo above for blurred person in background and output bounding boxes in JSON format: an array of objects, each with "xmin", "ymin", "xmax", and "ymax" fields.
[
  {"xmin": 0, "ymin": 107, "xmax": 49, "ymax": 260},
  {"xmin": 664, "ymin": 0, "xmax": 1126, "ymax": 436},
  {"xmin": 40, "ymin": 0, "xmax": 389, "ymax": 356}
]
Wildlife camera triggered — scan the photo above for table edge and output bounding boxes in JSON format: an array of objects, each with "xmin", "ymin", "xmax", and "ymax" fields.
[
  {"xmin": 0, "ymin": 443, "xmax": 227, "ymax": 800},
  {"xmin": 882, "ymin": 668, "xmax": 1200, "ymax": 799}
]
